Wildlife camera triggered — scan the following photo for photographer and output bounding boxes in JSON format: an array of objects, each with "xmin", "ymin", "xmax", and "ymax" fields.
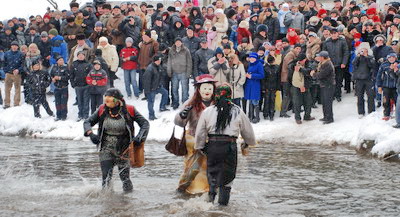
[
  {"xmin": 119, "ymin": 16, "xmax": 141, "ymax": 48},
  {"xmin": 352, "ymin": 44, "xmax": 376, "ymax": 118},
  {"xmin": 288, "ymin": 53, "xmax": 315, "ymax": 124}
]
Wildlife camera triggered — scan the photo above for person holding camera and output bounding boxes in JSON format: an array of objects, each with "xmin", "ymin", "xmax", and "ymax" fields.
[
  {"xmin": 119, "ymin": 15, "xmax": 141, "ymax": 48},
  {"xmin": 351, "ymin": 43, "xmax": 376, "ymax": 118}
]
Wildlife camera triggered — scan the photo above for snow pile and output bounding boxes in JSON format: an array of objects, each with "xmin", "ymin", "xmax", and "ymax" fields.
[{"xmin": 0, "ymin": 69, "xmax": 399, "ymax": 157}]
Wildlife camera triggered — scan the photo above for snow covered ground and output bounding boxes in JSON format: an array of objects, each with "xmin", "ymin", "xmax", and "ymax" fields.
[{"xmin": 0, "ymin": 69, "xmax": 399, "ymax": 158}]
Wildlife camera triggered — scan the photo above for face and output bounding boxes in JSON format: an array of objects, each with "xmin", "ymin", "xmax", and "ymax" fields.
[
  {"xmin": 175, "ymin": 40, "xmax": 182, "ymax": 47},
  {"xmin": 216, "ymin": 53, "xmax": 223, "ymax": 59},
  {"xmin": 331, "ymin": 32, "xmax": 339, "ymax": 39},
  {"xmin": 113, "ymin": 8, "xmax": 121, "ymax": 15},
  {"xmin": 94, "ymin": 64, "xmax": 101, "ymax": 70},
  {"xmin": 77, "ymin": 53, "xmax": 85, "ymax": 60},
  {"xmin": 388, "ymin": 56, "xmax": 396, "ymax": 63},
  {"xmin": 187, "ymin": 29, "xmax": 194, "ymax": 37},
  {"xmin": 294, "ymin": 47, "xmax": 301, "ymax": 54},
  {"xmin": 57, "ymin": 58, "xmax": 64, "ymax": 65},
  {"xmin": 11, "ymin": 45, "xmax": 18, "ymax": 51},
  {"xmin": 249, "ymin": 57, "xmax": 257, "ymax": 63},
  {"xmin": 77, "ymin": 39, "xmax": 85, "ymax": 46},
  {"xmin": 199, "ymin": 83, "xmax": 214, "ymax": 101},
  {"xmin": 201, "ymin": 42, "xmax": 207, "ymax": 48},
  {"xmin": 100, "ymin": 40, "xmax": 107, "ymax": 47},
  {"xmin": 142, "ymin": 34, "xmax": 150, "ymax": 42},
  {"xmin": 32, "ymin": 64, "xmax": 40, "ymax": 70},
  {"xmin": 175, "ymin": 22, "xmax": 182, "ymax": 28},
  {"xmin": 104, "ymin": 96, "xmax": 119, "ymax": 108}
]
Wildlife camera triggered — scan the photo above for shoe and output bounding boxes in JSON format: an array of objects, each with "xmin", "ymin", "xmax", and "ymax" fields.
[
  {"xmin": 280, "ymin": 113, "xmax": 290, "ymax": 118},
  {"xmin": 319, "ymin": 118, "xmax": 327, "ymax": 122},
  {"xmin": 141, "ymin": 97, "xmax": 147, "ymax": 101},
  {"xmin": 48, "ymin": 112, "xmax": 55, "ymax": 117},
  {"xmin": 358, "ymin": 114, "xmax": 365, "ymax": 119},
  {"xmin": 122, "ymin": 180, "xmax": 133, "ymax": 193},
  {"xmin": 393, "ymin": 124, "xmax": 400, "ymax": 129},
  {"xmin": 35, "ymin": 115, "xmax": 42, "ymax": 118},
  {"xmin": 312, "ymin": 104, "xmax": 318, "ymax": 109},
  {"xmin": 377, "ymin": 102, "xmax": 381, "ymax": 108},
  {"xmin": 303, "ymin": 117, "xmax": 315, "ymax": 121},
  {"xmin": 149, "ymin": 116, "xmax": 157, "ymax": 121},
  {"xmin": 336, "ymin": 97, "xmax": 342, "ymax": 102},
  {"xmin": 46, "ymin": 91, "xmax": 54, "ymax": 96},
  {"xmin": 323, "ymin": 120, "xmax": 334, "ymax": 124},
  {"xmin": 160, "ymin": 108, "xmax": 170, "ymax": 112},
  {"xmin": 382, "ymin": 116, "xmax": 390, "ymax": 121},
  {"xmin": 77, "ymin": 118, "xmax": 83, "ymax": 122},
  {"xmin": 55, "ymin": 118, "xmax": 60, "ymax": 121},
  {"xmin": 73, "ymin": 101, "xmax": 78, "ymax": 106},
  {"xmin": 3, "ymin": 105, "xmax": 10, "ymax": 109},
  {"xmin": 269, "ymin": 116, "xmax": 274, "ymax": 121},
  {"xmin": 218, "ymin": 186, "xmax": 231, "ymax": 206},
  {"xmin": 296, "ymin": 120, "xmax": 302, "ymax": 124}
]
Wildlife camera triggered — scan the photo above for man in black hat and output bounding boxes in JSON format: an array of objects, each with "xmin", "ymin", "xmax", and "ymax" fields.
[
  {"xmin": 288, "ymin": 53, "xmax": 315, "ymax": 124},
  {"xmin": 62, "ymin": 15, "xmax": 84, "ymax": 52},
  {"xmin": 143, "ymin": 54, "xmax": 170, "ymax": 120},
  {"xmin": 151, "ymin": 3, "xmax": 164, "ymax": 26},
  {"xmin": 68, "ymin": 33, "xmax": 92, "ymax": 66}
]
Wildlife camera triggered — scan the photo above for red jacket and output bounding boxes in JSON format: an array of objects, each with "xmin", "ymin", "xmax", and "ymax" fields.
[
  {"xmin": 237, "ymin": 27, "xmax": 252, "ymax": 45},
  {"xmin": 120, "ymin": 46, "xmax": 138, "ymax": 70},
  {"xmin": 86, "ymin": 69, "xmax": 108, "ymax": 86},
  {"xmin": 180, "ymin": 15, "xmax": 191, "ymax": 28}
]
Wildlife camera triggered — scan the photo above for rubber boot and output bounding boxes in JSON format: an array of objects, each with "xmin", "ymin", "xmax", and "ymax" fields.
[
  {"xmin": 218, "ymin": 186, "xmax": 231, "ymax": 206},
  {"xmin": 253, "ymin": 105, "xmax": 260, "ymax": 123},
  {"xmin": 122, "ymin": 180, "xmax": 133, "ymax": 192},
  {"xmin": 208, "ymin": 185, "xmax": 217, "ymax": 203},
  {"xmin": 248, "ymin": 103, "xmax": 254, "ymax": 121}
]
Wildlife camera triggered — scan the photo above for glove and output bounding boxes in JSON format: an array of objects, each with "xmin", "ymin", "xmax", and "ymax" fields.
[
  {"xmin": 89, "ymin": 133, "xmax": 100, "ymax": 145},
  {"xmin": 212, "ymin": 26, "xmax": 216, "ymax": 31},
  {"xmin": 133, "ymin": 136, "xmax": 142, "ymax": 147},
  {"xmin": 179, "ymin": 106, "xmax": 193, "ymax": 119}
]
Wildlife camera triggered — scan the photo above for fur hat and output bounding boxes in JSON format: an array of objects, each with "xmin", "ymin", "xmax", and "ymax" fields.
[
  {"xmin": 256, "ymin": 24, "xmax": 268, "ymax": 33},
  {"xmin": 99, "ymin": 36, "xmax": 108, "ymax": 43},
  {"xmin": 239, "ymin": 20, "xmax": 249, "ymax": 29},
  {"xmin": 374, "ymin": 34, "xmax": 387, "ymax": 44},
  {"xmin": 76, "ymin": 34, "xmax": 85, "ymax": 40},
  {"xmin": 104, "ymin": 88, "xmax": 124, "ymax": 100},
  {"xmin": 226, "ymin": 9, "xmax": 236, "ymax": 19},
  {"xmin": 144, "ymin": 29, "xmax": 151, "ymax": 38}
]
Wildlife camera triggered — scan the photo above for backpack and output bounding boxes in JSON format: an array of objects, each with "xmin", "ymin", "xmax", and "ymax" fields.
[{"xmin": 98, "ymin": 104, "xmax": 135, "ymax": 117}]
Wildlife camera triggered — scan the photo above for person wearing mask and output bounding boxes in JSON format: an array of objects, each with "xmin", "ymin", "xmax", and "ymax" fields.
[{"xmin": 311, "ymin": 51, "xmax": 336, "ymax": 124}]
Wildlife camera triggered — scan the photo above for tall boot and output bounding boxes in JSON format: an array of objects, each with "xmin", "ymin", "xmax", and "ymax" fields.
[
  {"xmin": 242, "ymin": 99, "xmax": 247, "ymax": 114},
  {"xmin": 208, "ymin": 183, "xmax": 217, "ymax": 203},
  {"xmin": 253, "ymin": 105, "xmax": 260, "ymax": 123},
  {"xmin": 122, "ymin": 180, "xmax": 133, "ymax": 192},
  {"xmin": 218, "ymin": 186, "xmax": 231, "ymax": 206},
  {"xmin": 248, "ymin": 103, "xmax": 254, "ymax": 121}
]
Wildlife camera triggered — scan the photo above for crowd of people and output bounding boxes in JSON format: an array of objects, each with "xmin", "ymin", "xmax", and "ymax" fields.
[{"xmin": 0, "ymin": 0, "xmax": 399, "ymax": 126}]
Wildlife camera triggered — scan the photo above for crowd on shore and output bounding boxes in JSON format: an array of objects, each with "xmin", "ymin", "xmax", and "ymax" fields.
[{"xmin": 0, "ymin": 0, "xmax": 399, "ymax": 126}]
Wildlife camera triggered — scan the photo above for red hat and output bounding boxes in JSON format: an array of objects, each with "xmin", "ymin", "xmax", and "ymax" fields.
[
  {"xmin": 372, "ymin": 16, "xmax": 381, "ymax": 23},
  {"xmin": 366, "ymin": 8, "xmax": 376, "ymax": 15},
  {"xmin": 353, "ymin": 33, "xmax": 361, "ymax": 39},
  {"xmin": 317, "ymin": 9, "xmax": 327, "ymax": 18},
  {"xmin": 288, "ymin": 28, "xmax": 295, "ymax": 32},
  {"xmin": 195, "ymin": 74, "xmax": 217, "ymax": 84},
  {"xmin": 43, "ymin": 14, "xmax": 51, "ymax": 20}
]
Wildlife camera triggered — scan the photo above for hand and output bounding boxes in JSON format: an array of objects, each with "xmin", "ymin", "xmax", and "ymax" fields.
[
  {"xmin": 310, "ymin": 70, "xmax": 315, "ymax": 76},
  {"xmin": 89, "ymin": 133, "xmax": 100, "ymax": 145},
  {"xmin": 13, "ymin": 69, "xmax": 19, "ymax": 75},
  {"xmin": 245, "ymin": 73, "xmax": 251, "ymax": 79},
  {"xmin": 179, "ymin": 105, "xmax": 193, "ymax": 119},
  {"xmin": 52, "ymin": 78, "xmax": 56, "ymax": 83},
  {"xmin": 294, "ymin": 64, "xmax": 301, "ymax": 72},
  {"xmin": 46, "ymin": 55, "xmax": 51, "ymax": 60},
  {"xmin": 241, "ymin": 143, "xmax": 249, "ymax": 156},
  {"xmin": 218, "ymin": 57, "xmax": 225, "ymax": 64},
  {"xmin": 378, "ymin": 87, "xmax": 383, "ymax": 94},
  {"xmin": 92, "ymin": 80, "xmax": 97, "ymax": 85},
  {"xmin": 340, "ymin": 64, "xmax": 346, "ymax": 69}
]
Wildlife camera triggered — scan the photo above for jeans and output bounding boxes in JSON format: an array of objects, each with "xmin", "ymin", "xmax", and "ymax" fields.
[
  {"xmin": 0, "ymin": 69, "xmax": 5, "ymax": 79},
  {"xmin": 171, "ymin": 73, "xmax": 189, "ymax": 108},
  {"xmin": 147, "ymin": 87, "xmax": 168, "ymax": 118},
  {"xmin": 124, "ymin": 69, "xmax": 139, "ymax": 97},
  {"xmin": 249, "ymin": 99, "xmax": 259, "ymax": 105},
  {"xmin": 321, "ymin": 85, "xmax": 335, "ymax": 121},
  {"xmin": 75, "ymin": 86, "xmax": 90, "ymax": 119},
  {"xmin": 54, "ymin": 87, "xmax": 68, "ymax": 120},
  {"xmin": 382, "ymin": 87, "xmax": 397, "ymax": 117}
]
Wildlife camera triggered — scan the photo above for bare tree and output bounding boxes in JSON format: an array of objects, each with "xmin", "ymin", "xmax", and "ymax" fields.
[{"xmin": 46, "ymin": 0, "xmax": 58, "ymax": 10}]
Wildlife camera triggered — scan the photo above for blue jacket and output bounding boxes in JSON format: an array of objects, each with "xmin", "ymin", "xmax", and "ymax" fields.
[
  {"xmin": 376, "ymin": 61, "xmax": 398, "ymax": 89},
  {"xmin": 50, "ymin": 35, "xmax": 68, "ymax": 65},
  {"xmin": 3, "ymin": 50, "xmax": 24, "ymax": 74},
  {"xmin": 244, "ymin": 59, "xmax": 265, "ymax": 100}
]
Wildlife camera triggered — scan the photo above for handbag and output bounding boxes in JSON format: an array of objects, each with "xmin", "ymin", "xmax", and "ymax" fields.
[
  {"xmin": 165, "ymin": 125, "xmax": 188, "ymax": 156},
  {"xmin": 121, "ymin": 142, "xmax": 145, "ymax": 168}
]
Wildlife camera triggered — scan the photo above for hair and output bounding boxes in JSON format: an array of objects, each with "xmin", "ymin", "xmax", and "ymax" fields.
[{"xmin": 187, "ymin": 82, "xmax": 216, "ymax": 113}]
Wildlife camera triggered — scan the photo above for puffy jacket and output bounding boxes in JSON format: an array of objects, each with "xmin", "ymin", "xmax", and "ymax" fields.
[
  {"xmin": 167, "ymin": 44, "xmax": 192, "ymax": 77},
  {"xmin": 244, "ymin": 59, "xmax": 265, "ymax": 100},
  {"xmin": 152, "ymin": 23, "xmax": 170, "ymax": 45},
  {"xmin": 26, "ymin": 70, "xmax": 51, "ymax": 94},
  {"xmin": 193, "ymin": 48, "xmax": 214, "ymax": 77},
  {"xmin": 119, "ymin": 16, "xmax": 141, "ymax": 47},
  {"xmin": 50, "ymin": 35, "xmax": 68, "ymax": 65},
  {"xmin": 263, "ymin": 15, "xmax": 280, "ymax": 43},
  {"xmin": 372, "ymin": 45, "xmax": 394, "ymax": 65},
  {"xmin": 86, "ymin": 68, "xmax": 108, "ymax": 94},
  {"xmin": 314, "ymin": 59, "xmax": 336, "ymax": 87},
  {"xmin": 3, "ymin": 50, "xmax": 24, "ymax": 74},
  {"xmin": 37, "ymin": 40, "xmax": 52, "ymax": 68},
  {"xmin": 352, "ymin": 55, "xmax": 376, "ymax": 80},
  {"xmin": 120, "ymin": 46, "xmax": 138, "ymax": 70},
  {"xmin": 143, "ymin": 62, "xmax": 162, "ymax": 94},
  {"xmin": 0, "ymin": 33, "xmax": 17, "ymax": 51},
  {"xmin": 322, "ymin": 36, "xmax": 349, "ymax": 67},
  {"xmin": 25, "ymin": 33, "xmax": 41, "ymax": 46},
  {"xmin": 70, "ymin": 60, "xmax": 92, "ymax": 87},
  {"xmin": 263, "ymin": 63, "xmax": 280, "ymax": 91},
  {"xmin": 376, "ymin": 61, "xmax": 398, "ymax": 88},
  {"xmin": 50, "ymin": 64, "xmax": 70, "ymax": 88}
]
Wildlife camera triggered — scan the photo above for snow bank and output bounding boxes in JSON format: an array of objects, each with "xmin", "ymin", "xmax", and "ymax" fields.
[{"xmin": 0, "ymin": 69, "xmax": 399, "ymax": 158}]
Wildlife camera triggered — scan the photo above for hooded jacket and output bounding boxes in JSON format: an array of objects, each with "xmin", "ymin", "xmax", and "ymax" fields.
[
  {"xmin": 168, "ymin": 16, "xmax": 187, "ymax": 45},
  {"xmin": 50, "ymin": 35, "xmax": 68, "ymax": 65}
]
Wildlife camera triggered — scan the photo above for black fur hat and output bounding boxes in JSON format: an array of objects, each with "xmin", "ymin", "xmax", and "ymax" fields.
[{"xmin": 104, "ymin": 88, "xmax": 124, "ymax": 100}]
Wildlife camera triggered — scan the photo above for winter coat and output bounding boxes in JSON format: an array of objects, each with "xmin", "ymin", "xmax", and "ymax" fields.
[
  {"xmin": 229, "ymin": 63, "xmax": 246, "ymax": 99},
  {"xmin": 106, "ymin": 13, "xmax": 125, "ymax": 46},
  {"xmin": 372, "ymin": 45, "xmax": 394, "ymax": 66},
  {"xmin": 143, "ymin": 62, "xmax": 163, "ymax": 94},
  {"xmin": 237, "ymin": 27, "xmax": 251, "ymax": 45},
  {"xmin": 70, "ymin": 59, "xmax": 92, "ymax": 87},
  {"xmin": 120, "ymin": 46, "xmax": 138, "ymax": 70},
  {"xmin": 167, "ymin": 44, "xmax": 192, "ymax": 77},
  {"xmin": 168, "ymin": 16, "xmax": 187, "ymax": 45},
  {"xmin": 207, "ymin": 56, "xmax": 229, "ymax": 85},
  {"xmin": 138, "ymin": 39, "xmax": 159, "ymax": 70},
  {"xmin": 25, "ymin": 33, "xmax": 41, "ymax": 46},
  {"xmin": 39, "ymin": 23, "xmax": 54, "ymax": 34},
  {"xmin": 278, "ymin": 10, "xmax": 290, "ymax": 34},
  {"xmin": 86, "ymin": 68, "xmax": 108, "ymax": 94},
  {"xmin": 377, "ymin": 61, "xmax": 398, "ymax": 88},
  {"xmin": 263, "ymin": 15, "xmax": 280, "ymax": 43},
  {"xmin": 182, "ymin": 36, "xmax": 200, "ymax": 58},
  {"xmin": 50, "ymin": 64, "xmax": 70, "ymax": 88},
  {"xmin": 119, "ymin": 16, "xmax": 141, "ymax": 47},
  {"xmin": 322, "ymin": 36, "xmax": 349, "ymax": 67},
  {"xmin": 281, "ymin": 50, "xmax": 298, "ymax": 83},
  {"xmin": 352, "ymin": 55, "xmax": 376, "ymax": 80},
  {"xmin": 284, "ymin": 12, "xmax": 305, "ymax": 33},
  {"xmin": 68, "ymin": 43, "xmax": 93, "ymax": 67},
  {"xmin": 288, "ymin": 60, "xmax": 313, "ymax": 89},
  {"xmin": 188, "ymin": 7, "xmax": 204, "ymax": 25},
  {"xmin": 0, "ymin": 32, "xmax": 17, "ymax": 51},
  {"xmin": 26, "ymin": 70, "xmax": 51, "ymax": 94},
  {"xmin": 211, "ymin": 16, "xmax": 229, "ymax": 49},
  {"xmin": 62, "ymin": 23, "xmax": 84, "ymax": 51},
  {"xmin": 362, "ymin": 30, "xmax": 380, "ymax": 47},
  {"xmin": 306, "ymin": 38, "xmax": 321, "ymax": 60},
  {"xmin": 252, "ymin": 33, "xmax": 268, "ymax": 51},
  {"xmin": 314, "ymin": 58, "xmax": 335, "ymax": 87},
  {"xmin": 3, "ymin": 50, "xmax": 24, "ymax": 74},
  {"xmin": 152, "ymin": 24, "xmax": 170, "ymax": 46},
  {"xmin": 244, "ymin": 59, "xmax": 265, "ymax": 100},
  {"xmin": 37, "ymin": 40, "xmax": 51, "ymax": 68},
  {"xmin": 89, "ymin": 29, "xmax": 111, "ymax": 50},
  {"xmin": 97, "ymin": 43, "xmax": 119, "ymax": 72},
  {"xmin": 193, "ymin": 48, "xmax": 214, "ymax": 77},
  {"xmin": 50, "ymin": 35, "xmax": 68, "ymax": 65},
  {"xmin": 15, "ymin": 30, "xmax": 26, "ymax": 46},
  {"xmin": 82, "ymin": 15, "xmax": 98, "ymax": 38},
  {"xmin": 99, "ymin": 13, "xmax": 112, "ymax": 26},
  {"xmin": 262, "ymin": 63, "xmax": 280, "ymax": 91}
]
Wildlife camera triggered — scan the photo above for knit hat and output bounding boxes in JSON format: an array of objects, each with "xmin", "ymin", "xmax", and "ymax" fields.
[
  {"xmin": 11, "ymin": 41, "xmax": 19, "ymax": 47},
  {"xmin": 40, "ymin": 31, "xmax": 48, "ymax": 37},
  {"xmin": 125, "ymin": 37, "xmax": 133, "ymax": 44},
  {"xmin": 387, "ymin": 53, "xmax": 397, "ymax": 59},
  {"xmin": 66, "ymin": 11, "xmax": 74, "ymax": 17},
  {"xmin": 239, "ymin": 20, "xmax": 249, "ymax": 29},
  {"xmin": 200, "ymin": 38, "xmax": 207, "ymax": 43},
  {"xmin": 308, "ymin": 32, "xmax": 318, "ymax": 38},
  {"xmin": 374, "ymin": 34, "xmax": 387, "ymax": 43},
  {"xmin": 317, "ymin": 9, "xmax": 327, "ymax": 18},
  {"xmin": 256, "ymin": 24, "xmax": 268, "ymax": 33},
  {"xmin": 174, "ymin": 37, "xmax": 182, "ymax": 42},
  {"xmin": 282, "ymin": 3, "xmax": 289, "ymax": 8},
  {"xmin": 49, "ymin": 28, "xmax": 58, "ymax": 36},
  {"xmin": 353, "ymin": 33, "xmax": 362, "ymax": 39},
  {"xmin": 221, "ymin": 35, "xmax": 229, "ymax": 40},
  {"xmin": 55, "ymin": 54, "xmax": 63, "ymax": 62},
  {"xmin": 366, "ymin": 8, "xmax": 376, "ymax": 15},
  {"xmin": 104, "ymin": 88, "xmax": 124, "ymax": 100},
  {"xmin": 248, "ymin": 52, "xmax": 258, "ymax": 59},
  {"xmin": 194, "ymin": 18, "xmax": 203, "ymax": 25},
  {"xmin": 95, "ymin": 21, "xmax": 103, "ymax": 27},
  {"xmin": 153, "ymin": 54, "xmax": 162, "ymax": 62},
  {"xmin": 93, "ymin": 59, "xmax": 101, "ymax": 65},
  {"xmin": 226, "ymin": 9, "xmax": 236, "ymax": 19},
  {"xmin": 215, "ymin": 47, "xmax": 223, "ymax": 56},
  {"xmin": 43, "ymin": 14, "xmax": 51, "ymax": 20},
  {"xmin": 296, "ymin": 53, "xmax": 307, "ymax": 61}
]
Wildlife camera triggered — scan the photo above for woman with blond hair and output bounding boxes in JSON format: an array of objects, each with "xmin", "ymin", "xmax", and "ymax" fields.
[
  {"xmin": 211, "ymin": 9, "xmax": 228, "ymax": 49},
  {"xmin": 228, "ymin": 54, "xmax": 246, "ymax": 106},
  {"xmin": 24, "ymin": 43, "xmax": 43, "ymax": 104}
]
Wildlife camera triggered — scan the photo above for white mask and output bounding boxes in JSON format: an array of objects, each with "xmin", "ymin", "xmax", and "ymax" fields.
[{"xmin": 199, "ymin": 83, "xmax": 214, "ymax": 101}]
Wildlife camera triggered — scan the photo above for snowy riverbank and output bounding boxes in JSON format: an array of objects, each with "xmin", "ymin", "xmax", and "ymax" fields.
[{"xmin": 0, "ymin": 69, "xmax": 399, "ymax": 159}]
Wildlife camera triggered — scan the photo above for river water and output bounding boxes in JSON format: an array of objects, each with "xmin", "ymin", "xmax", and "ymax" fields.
[{"xmin": 0, "ymin": 136, "xmax": 399, "ymax": 217}]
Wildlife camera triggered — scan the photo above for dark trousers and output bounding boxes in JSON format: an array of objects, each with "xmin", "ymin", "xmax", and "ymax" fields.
[
  {"xmin": 263, "ymin": 90, "xmax": 276, "ymax": 118},
  {"xmin": 54, "ymin": 87, "xmax": 68, "ymax": 120},
  {"xmin": 280, "ymin": 82, "xmax": 291, "ymax": 115},
  {"xmin": 344, "ymin": 68, "xmax": 352, "ymax": 92},
  {"xmin": 355, "ymin": 80, "xmax": 375, "ymax": 115},
  {"xmin": 75, "ymin": 86, "xmax": 90, "ymax": 119},
  {"xmin": 138, "ymin": 69, "xmax": 145, "ymax": 93},
  {"xmin": 32, "ymin": 93, "xmax": 53, "ymax": 117},
  {"xmin": 291, "ymin": 87, "xmax": 312, "ymax": 120},
  {"xmin": 100, "ymin": 159, "xmax": 131, "ymax": 188},
  {"xmin": 321, "ymin": 85, "xmax": 335, "ymax": 121},
  {"xmin": 310, "ymin": 84, "xmax": 320, "ymax": 105},
  {"xmin": 162, "ymin": 76, "xmax": 171, "ymax": 105},
  {"xmin": 382, "ymin": 87, "xmax": 397, "ymax": 117},
  {"xmin": 233, "ymin": 98, "xmax": 241, "ymax": 107},
  {"xmin": 334, "ymin": 66, "xmax": 344, "ymax": 99},
  {"xmin": 90, "ymin": 94, "xmax": 103, "ymax": 115}
]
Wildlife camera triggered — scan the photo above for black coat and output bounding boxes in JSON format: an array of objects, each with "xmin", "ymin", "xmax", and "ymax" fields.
[
  {"xmin": 152, "ymin": 24, "xmax": 170, "ymax": 46},
  {"xmin": 27, "ymin": 69, "xmax": 51, "ymax": 94},
  {"xmin": 82, "ymin": 15, "xmax": 98, "ymax": 38},
  {"xmin": 119, "ymin": 17, "xmax": 141, "ymax": 47},
  {"xmin": 143, "ymin": 62, "xmax": 163, "ymax": 94},
  {"xmin": 314, "ymin": 59, "xmax": 336, "ymax": 87},
  {"xmin": 352, "ymin": 55, "xmax": 376, "ymax": 80},
  {"xmin": 182, "ymin": 36, "xmax": 200, "ymax": 58},
  {"xmin": 0, "ymin": 33, "xmax": 17, "ymax": 51},
  {"xmin": 287, "ymin": 60, "xmax": 313, "ymax": 89},
  {"xmin": 25, "ymin": 34, "xmax": 41, "ymax": 46},
  {"xmin": 263, "ymin": 15, "xmax": 279, "ymax": 43},
  {"xmin": 262, "ymin": 63, "xmax": 280, "ymax": 91},
  {"xmin": 193, "ymin": 47, "xmax": 214, "ymax": 76},
  {"xmin": 50, "ymin": 64, "xmax": 70, "ymax": 88},
  {"xmin": 70, "ymin": 60, "xmax": 92, "ymax": 87},
  {"xmin": 322, "ymin": 36, "xmax": 349, "ymax": 67},
  {"xmin": 167, "ymin": 16, "xmax": 186, "ymax": 45},
  {"xmin": 37, "ymin": 40, "xmax": 52, "ymax": 68}
]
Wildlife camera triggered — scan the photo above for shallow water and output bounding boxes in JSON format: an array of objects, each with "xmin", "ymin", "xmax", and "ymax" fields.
[{"xmin": 0, "ymin": 136, "xmax": 399, "ymax": 217}]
